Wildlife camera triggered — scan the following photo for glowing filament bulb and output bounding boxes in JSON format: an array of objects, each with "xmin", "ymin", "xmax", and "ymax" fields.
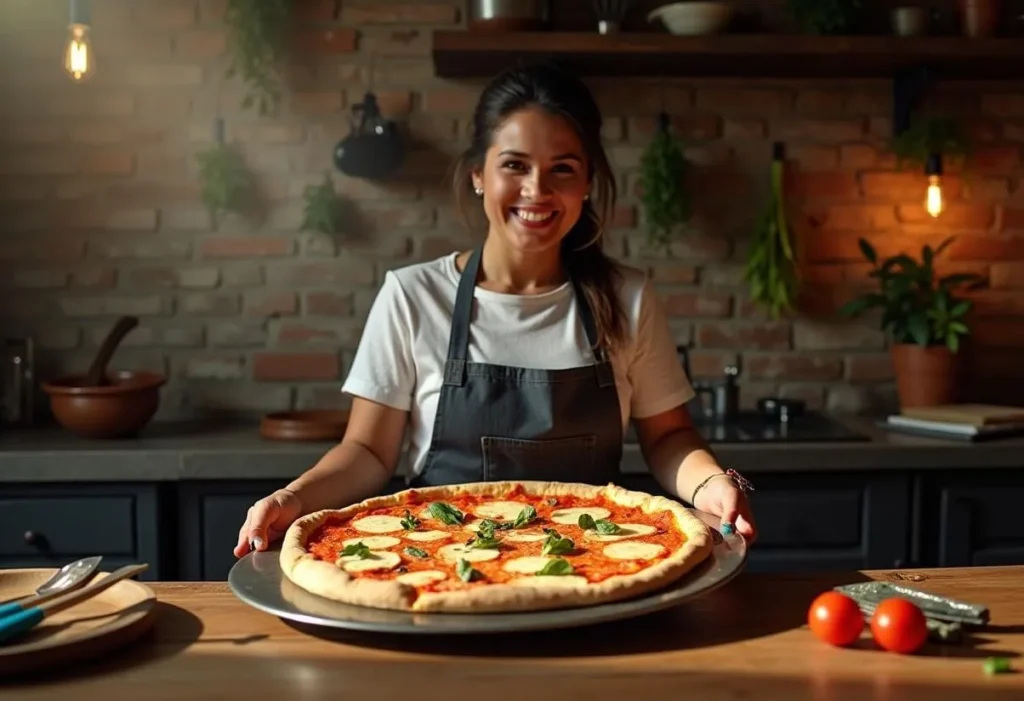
[
  {"xmin": 925, "ymin": 175, "xmax": 943, "ymax": 218},
  {"xmin": 64, "ymin": 23, "xmax": 93, "ymax": 82}
]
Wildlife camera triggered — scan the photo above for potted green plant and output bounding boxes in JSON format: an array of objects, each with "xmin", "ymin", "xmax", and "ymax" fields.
[
  {"xmin": 639, "ymin": 112, "xmax": 691, "ymax": 255},
  {"xmin": 838, "ymin": 237, "xmax": 985, "ymax": 409},
  {"xmin": 788, "ymin": 0, "xmax": 861, "ymax": 34}
]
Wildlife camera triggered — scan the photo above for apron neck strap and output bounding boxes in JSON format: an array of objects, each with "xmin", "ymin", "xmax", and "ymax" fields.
[{"xmin": 446, "ymin": 246, "xmax": 604, "ymax": 363}]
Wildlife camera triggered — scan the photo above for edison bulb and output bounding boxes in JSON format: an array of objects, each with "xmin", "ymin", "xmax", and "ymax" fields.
[
  {"xmin": 925, "ymin": 174, "xmax": 943, "ymax": 218},
  {"xmin": 63, "ymin": 23, "xmax": 94, "ymax": 82}
]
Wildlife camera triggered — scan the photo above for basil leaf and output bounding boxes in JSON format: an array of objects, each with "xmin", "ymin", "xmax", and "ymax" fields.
[
  {"xmin": 469, "ymin": 535, "xmax": 502, "ymax": 550},
  {"xmin": 456, "ymin": 558, "xmax": 481, "ymax": 582},
  {"xmin": 400, "ymin": 509, "xmax": 420, "ymax": 531},
  {"xmin": 536, "ymin": 558, "xmax": 574, "ymax": 576},
  {"xmin": 340, "ymin": 542, "xmax": 371, "ymax": 559},
  {"xmin": 578, "ymin": 514, "xmax": 597, "ymax": 530},
  {"xmin": 476, "ymin": 519, "xmax": 510, "ymax": 539},
  {"xmin": 404, "ymin": 546, "xmax": 428, "ymax": 559},
  {"xmin": 595, "ymin": 519, "xmax": 623, "ymax": 535},
  {"xmin": 541, "ymin": 533, "xmax": 575, "ymax": 556},
  {"xmin": 428, "ymin": 501, "xmax": 464, "ymax": 525},
  {"xmin": 512, "ymin": 505, "xmax": 537, "ymax": 528}
]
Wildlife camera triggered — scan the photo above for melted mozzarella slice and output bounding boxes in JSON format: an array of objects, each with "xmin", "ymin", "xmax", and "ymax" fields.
[
  {"xmin": 472, "ymin": 501, "xmax": 530, "ymax": 521},
  {"xmin": 583, "ymin": 523, "xmax": 658, "ymax": 542},
  {"xmin": 351, "ymin": 515, "xmax": 405, "ymax": 534},
  {"xmin": 550, "ymin": 507, "xmax": 611, "ymax": 525},
  {"xmin": 602, "ymin": 541, "xmax": 666, "ymax": 560},
  {"xmin": 338, "ymin": 551, "xmax": 402, "ymax": 573},
  {"xmin": 403, "ymin": 529, "xmax": 451, "ymax": 542},
  {"xmin": 437, "ymin": 543, "xmax": 501, "ymax": 563},
  {"xmin": 342, "ymin": 536, "xmax": 401, "ymax": 549},
  {"xmin": 502, "ymin": 556, "xmax": 555, "ymax": 574},
  {"xmin": 511, "ymin": 575, "xmax": 589, "ymax": 588},
  {"xmin": 395, "ymin": 570, "xmax": 447, "ymax": 586}
]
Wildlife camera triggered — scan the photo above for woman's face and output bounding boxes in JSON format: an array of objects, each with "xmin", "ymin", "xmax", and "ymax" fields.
[{"xmin": 471, "ymin": 106, "xmax": 591, "ymax": 255}]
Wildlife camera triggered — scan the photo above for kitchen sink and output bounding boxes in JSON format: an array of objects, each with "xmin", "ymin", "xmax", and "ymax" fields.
[{"xmin": 624, "ymin": 411, "xmax": 869, "ymax": 444}]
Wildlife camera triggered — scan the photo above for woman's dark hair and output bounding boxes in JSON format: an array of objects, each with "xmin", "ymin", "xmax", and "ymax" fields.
[{"xmin": 452, "ymin": 62, "xmax": 626, "ymax": 354}]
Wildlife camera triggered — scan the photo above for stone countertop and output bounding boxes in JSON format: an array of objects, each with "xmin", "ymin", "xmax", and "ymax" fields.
[{"xmin": 0, "ymin": 415, "xmax": 1021, "ymax": 483}]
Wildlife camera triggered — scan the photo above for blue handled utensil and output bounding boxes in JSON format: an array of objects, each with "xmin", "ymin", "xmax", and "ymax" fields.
[
  {"xmin": 0, "ymin": 563, "xmax": 148, "ymax": 645},
  {"xmin": 0, "ymin": 555, "xmax": 103, "ymax": 618}
]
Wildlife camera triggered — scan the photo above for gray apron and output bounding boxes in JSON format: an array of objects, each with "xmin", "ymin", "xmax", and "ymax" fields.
[{"xmin": 411, "ymin": 246, "xmax": 623, "ymax": 487}]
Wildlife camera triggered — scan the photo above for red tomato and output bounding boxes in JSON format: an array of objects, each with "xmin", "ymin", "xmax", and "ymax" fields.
[
  {"xmin": 807, "ymin": 591, "xmax": 865, "ymax": 647},
  {"xmin": 870, "ymin": 598, "xmax": 929, "ymax": 654}
]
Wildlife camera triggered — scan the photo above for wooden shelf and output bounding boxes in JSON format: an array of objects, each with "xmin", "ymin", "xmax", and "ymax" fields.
[{"xmin": 432, "ymin": 31, "xmax": 1024, "ymax": 81}]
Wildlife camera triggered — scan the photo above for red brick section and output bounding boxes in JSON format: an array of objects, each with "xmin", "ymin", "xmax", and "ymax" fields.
[{"xmin": 1, "ymin": 0, "xmax": 1022, "ymax": 417}]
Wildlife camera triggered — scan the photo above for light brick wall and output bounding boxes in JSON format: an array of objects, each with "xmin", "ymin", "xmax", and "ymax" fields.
[{"xmin": 0, "ymin": 0, "xmax": 1021, "ymax": 422}]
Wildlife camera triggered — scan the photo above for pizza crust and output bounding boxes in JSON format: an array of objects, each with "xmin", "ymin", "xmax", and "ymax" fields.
[{"xmin": 279, "ymin": 480, "xmax": 715, "ymax": 614}]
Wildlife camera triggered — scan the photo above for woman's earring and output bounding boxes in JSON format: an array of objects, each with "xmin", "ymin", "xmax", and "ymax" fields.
[{"xmin": 475, "ymin": 187, "xmax": 483, "ymax": 196}]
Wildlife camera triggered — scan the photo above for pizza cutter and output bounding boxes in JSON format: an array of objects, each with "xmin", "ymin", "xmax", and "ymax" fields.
[
  {"xmin": 0, "ymin": 555, "xmax": 103, "ymax": 617},
  {"xmin": 0, "ymin": 563, "xmax": 148, "ymax": 644}
]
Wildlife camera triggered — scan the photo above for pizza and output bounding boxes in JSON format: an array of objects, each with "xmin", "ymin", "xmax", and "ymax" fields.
[{"xmin": 278, "ymin": 480, "xmax": 715, "ymax": 613}]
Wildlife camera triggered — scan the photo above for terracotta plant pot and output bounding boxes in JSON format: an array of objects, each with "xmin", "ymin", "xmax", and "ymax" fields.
[
  {"xmin": 958, "ymin": 0, "xmax": 1001, "ymax": 37},
  {"xmin": 890, "ymin": 344, "xmax": 960, "ymax": 409}
]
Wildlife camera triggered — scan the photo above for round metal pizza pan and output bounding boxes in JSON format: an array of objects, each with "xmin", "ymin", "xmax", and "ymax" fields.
[{"xmin": 228, "ymin": 509, "xmax": 747, "ymax": 635}]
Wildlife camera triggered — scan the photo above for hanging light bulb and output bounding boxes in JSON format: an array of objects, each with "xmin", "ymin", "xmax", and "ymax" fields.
[
  {"xmin": 924, "ymin": 152, "xmax": 944, "ymax": 218},
  {"xmin": 63, "ymin": 0, "xmax": 94, "ymax": 82}
]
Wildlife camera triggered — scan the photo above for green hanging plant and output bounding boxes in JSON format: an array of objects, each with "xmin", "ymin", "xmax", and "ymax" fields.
[
  {"xmin": 889, "ymin": 116, "xmax": 971, "ymax": 171},
  {"xmin": 224, "ymin": 0, "xmax": 291, "ymax": 116},
  {"xmin": 788, "ymin": 0, "xmax": 861, "ymax": 34},
  {"xmin": 300, "ymin": 173, "xmax": 346, "ymax": 236},
  {"xmin": 639, "ymin": 113, "xmax": 691, "ymax": 255},
  {"xmin": 196, "ymin": 122, "xmax": 254, "ymax": 230},
  {"xmin": 745, "ymin": 143, "xmax": 799, "ymax": 320}
]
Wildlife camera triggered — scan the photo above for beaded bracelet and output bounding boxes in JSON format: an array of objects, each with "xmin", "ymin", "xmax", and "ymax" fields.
[{"xmin": 689, "ymin": 468, "xmax": 755, "ymax": 506}]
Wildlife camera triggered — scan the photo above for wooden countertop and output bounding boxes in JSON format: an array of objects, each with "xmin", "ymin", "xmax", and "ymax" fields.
[{"xmin": 5, "ymin": 566, "xmax": 1023, "ymax": 700}]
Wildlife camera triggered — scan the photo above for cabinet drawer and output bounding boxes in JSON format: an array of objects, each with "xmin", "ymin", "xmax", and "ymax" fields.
[{"xmin": 0, "ymin": 496, "xmax": 136, "ymax": 557}]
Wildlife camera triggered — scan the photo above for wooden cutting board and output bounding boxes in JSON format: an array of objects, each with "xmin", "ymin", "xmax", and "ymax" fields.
[{"xmin": 901, "ymin": 403, "xmax": 1024, "ymax": 427}]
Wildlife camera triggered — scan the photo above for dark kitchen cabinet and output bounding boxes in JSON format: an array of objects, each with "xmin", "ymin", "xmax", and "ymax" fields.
[
  {"xmin": 177, "ymin": 479, "xmax": 292, "ymax": 581},
  {"xmin": 619, "ymin": 471, "xmax": 913, "ymax": 574},
  {"xmin": 0, "ymin": 482, "xmax": 165, "ymax": 580},
  {"xmin": 914, "ymin": 469, "xmax": 1024, "ymax": 568}
]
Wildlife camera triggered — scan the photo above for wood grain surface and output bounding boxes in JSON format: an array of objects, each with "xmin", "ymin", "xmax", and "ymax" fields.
[{"xmin": 2, "ymin": 566, "xmax": 1021, "ymax": 701}]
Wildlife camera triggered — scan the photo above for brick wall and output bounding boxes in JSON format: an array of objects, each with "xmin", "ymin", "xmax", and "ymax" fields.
[{"xmin": 0, "ymin": 0, "xmax": 1022, "ymax": 423}]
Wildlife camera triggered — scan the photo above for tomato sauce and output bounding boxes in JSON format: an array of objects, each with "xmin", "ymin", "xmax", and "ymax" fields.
[{"xmin": 305, "ymin": 488, "xmax": 688, "ymax": 595}]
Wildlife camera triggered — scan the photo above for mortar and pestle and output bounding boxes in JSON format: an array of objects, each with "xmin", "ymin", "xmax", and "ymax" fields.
[{"xmin": 41, "ymin": 316, "xmax": 166, "ymax": 439}]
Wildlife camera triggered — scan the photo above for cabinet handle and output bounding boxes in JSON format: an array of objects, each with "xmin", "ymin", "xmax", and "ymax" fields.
[{"xmin": 23, "ymin": 530, "xmax": 40, "ymax": 546}]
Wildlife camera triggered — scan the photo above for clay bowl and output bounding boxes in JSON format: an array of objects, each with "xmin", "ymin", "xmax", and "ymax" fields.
[
  {"xmin": 260, "ymin": 410, "xmax": 349, "ymax": 442},
  {"xmin": 41, "ymin": 370, "xmax": 166, "ymax": 439}
]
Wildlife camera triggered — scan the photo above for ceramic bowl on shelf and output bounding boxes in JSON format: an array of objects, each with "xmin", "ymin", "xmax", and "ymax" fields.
[{"xmin": 648, "ymin": 1, "xmax": 734, "ymax": 35}]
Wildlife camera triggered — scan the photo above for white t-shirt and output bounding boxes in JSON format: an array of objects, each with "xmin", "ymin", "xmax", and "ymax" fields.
[{"xmin": 342, "ymin": 252, "xmax": 695, "ymax": 478}]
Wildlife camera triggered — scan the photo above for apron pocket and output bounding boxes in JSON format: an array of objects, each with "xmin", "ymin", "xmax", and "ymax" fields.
[{"xmin": 480, "ymin": 434, "xmax": 598, "ymax": 483}]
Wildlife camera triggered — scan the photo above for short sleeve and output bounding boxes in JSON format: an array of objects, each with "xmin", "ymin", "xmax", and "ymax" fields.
[
  {"xmin": 341, "ymin": 271, "xmax": 416, "ymax": 411},
  {"xmin": 627, "ymin": 276, "xmax": 695, "ymax": 419}
]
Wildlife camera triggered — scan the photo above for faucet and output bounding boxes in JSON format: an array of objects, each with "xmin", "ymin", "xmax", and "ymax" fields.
[{"xmin": 678, "ymin": 343, "xmax": 739, "ymax": 422}]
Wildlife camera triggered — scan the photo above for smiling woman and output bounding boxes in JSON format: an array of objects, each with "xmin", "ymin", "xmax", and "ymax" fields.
[{"xmin": 234, "ymin": 62, "xmax": 758, "ymax": 562}]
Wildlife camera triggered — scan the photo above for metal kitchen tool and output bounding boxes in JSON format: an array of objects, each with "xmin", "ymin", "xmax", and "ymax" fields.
[
  {"xmin": 1, "ymin": 336, "xmax": 35, "ymax": 428},
  {"xmin": 694, "ymin": 365, "xmax": 740, "ymax": 422},
  {"xmin": 835, "ymin": 581, "xmax": 990, "ymax": 644},
  {"xmin": 0, "ymin": 563, "xmax": 148, "ymax": 644},
  {"xmin": 228, "ymin": 510, "xmax": 746, "ymax": 635},
  {"xmin": 0, "ymin": 556, "xmax": 103, "ymax": 616}
]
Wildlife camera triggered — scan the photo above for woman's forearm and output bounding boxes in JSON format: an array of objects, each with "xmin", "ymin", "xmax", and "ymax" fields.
[
  {"xmin": 644, "ymin": 428, "xmax": 726, "ymax": 505},
  {"xmin": 284, "ymin": 440, "xmax": 395, "ymax": 515}
]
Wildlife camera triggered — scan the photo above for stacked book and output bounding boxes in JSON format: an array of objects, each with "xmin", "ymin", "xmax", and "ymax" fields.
[{"xmin": 883, "ymin": 404, "xmax": 1024, "ymax": 441}]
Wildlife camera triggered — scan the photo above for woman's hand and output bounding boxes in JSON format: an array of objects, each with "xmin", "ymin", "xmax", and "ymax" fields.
[
  {"xmin": 233, "ymin": 489, "xmax": 304, "ymax": 558},
  {"xmin": 693, "ymin": 475, "xmax": 757, "ymax": 543}
]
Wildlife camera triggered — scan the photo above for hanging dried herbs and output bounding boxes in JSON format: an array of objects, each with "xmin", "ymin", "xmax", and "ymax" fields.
[
  {"xmin": 224, "ymin": 0, "xmax": 291, "ymax": 116},
  {"xmin": 196, "ymin": 120, "xmax": 254, "ymax": 230},
  {"xmin": 300, "ymin": 173, "xmax": 346, "ymax": 236},
  {"xmin": 639, "ymin": 113, "xmax": 691, "ymax": 254}
]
